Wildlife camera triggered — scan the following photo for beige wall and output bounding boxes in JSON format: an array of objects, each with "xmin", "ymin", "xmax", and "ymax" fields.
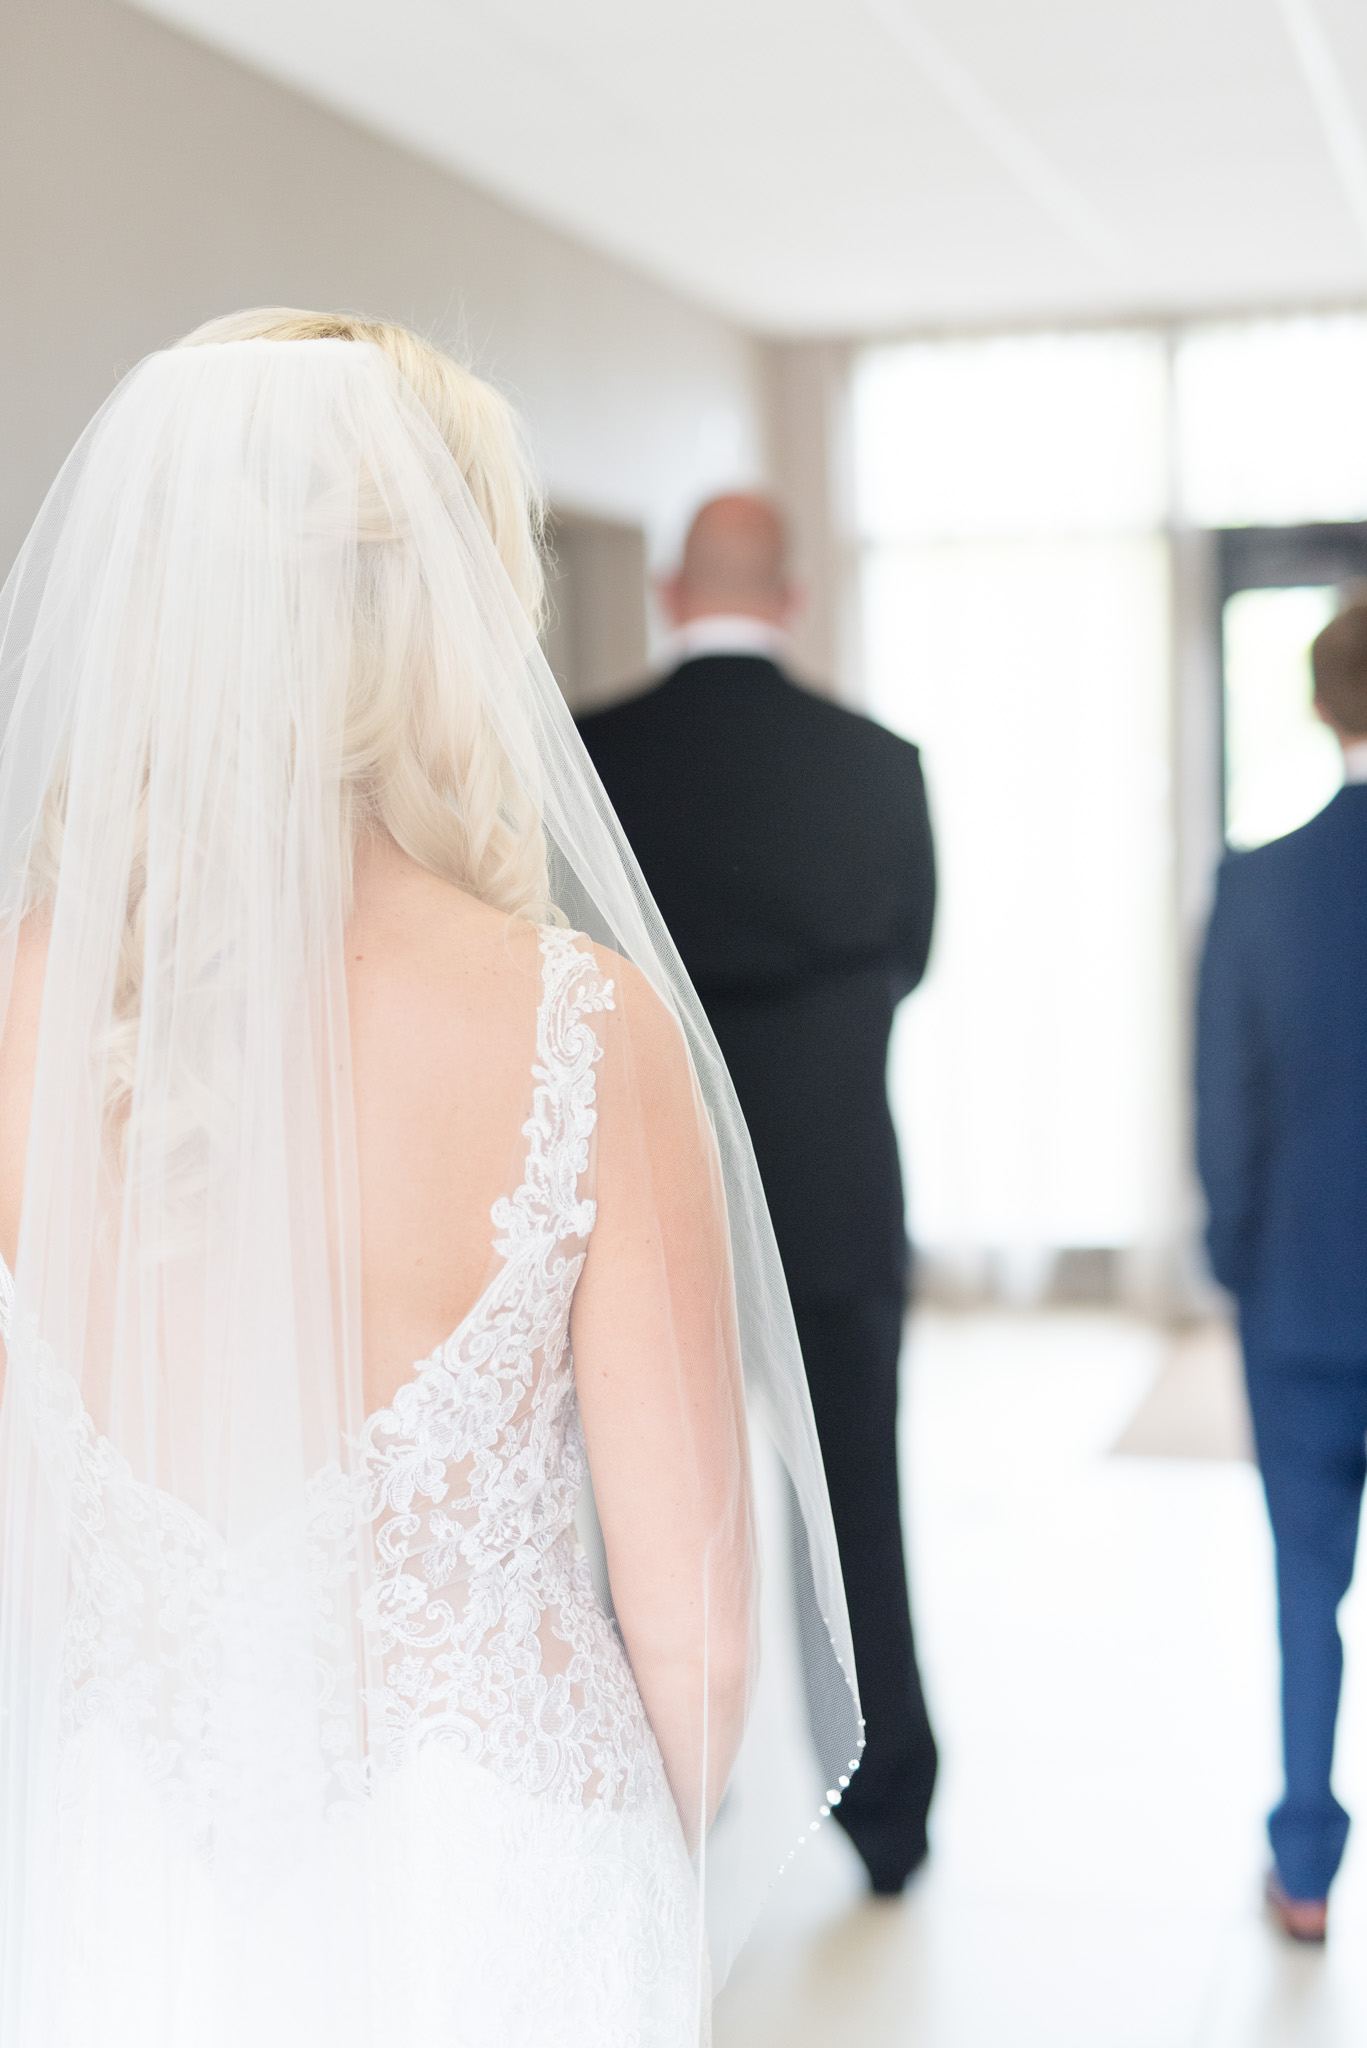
[
  {"xmin": 765, "ymin": 340, "xmax": 860, "ymax": 701},
  {"xmin": 0, "ymin": 0, "xmax": 772, "ymax": 588}
]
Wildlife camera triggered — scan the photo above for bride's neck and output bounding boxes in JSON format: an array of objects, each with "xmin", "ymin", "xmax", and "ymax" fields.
[
  {"xmin": 351, "ymin": 825, "xmax": 418, "ymax": 902},
  {"xmin": 348, "ymin": 829, "xmax": 491, "ymax": 935}
]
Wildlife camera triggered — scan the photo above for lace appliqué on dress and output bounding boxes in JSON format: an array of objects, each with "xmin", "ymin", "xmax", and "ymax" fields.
[{"xmin": 359, "ymin": 928, "xmax": 664, "ymax": 1812}]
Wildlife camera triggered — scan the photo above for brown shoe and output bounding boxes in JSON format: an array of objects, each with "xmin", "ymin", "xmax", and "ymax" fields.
[{"xmin": 1265, "ymin": 1872, "xmax": 1328, "ymax": 1944}]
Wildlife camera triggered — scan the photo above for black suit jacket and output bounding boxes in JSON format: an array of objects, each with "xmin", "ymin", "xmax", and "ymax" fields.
[{"xmin": 578, "ymin": 654, "xmax": 935, "ymax": 1301}]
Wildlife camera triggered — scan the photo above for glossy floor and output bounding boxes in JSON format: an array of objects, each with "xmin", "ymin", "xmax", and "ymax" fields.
[{"xmin": 714, "ymin": 1311, "xmax": 1367, "ymax": 2048}]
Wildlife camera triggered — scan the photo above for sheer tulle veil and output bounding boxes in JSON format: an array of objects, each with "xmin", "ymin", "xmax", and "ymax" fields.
[{"xmin": 0, "ymin": 331, "xmax": 861, "ymax": 2033}]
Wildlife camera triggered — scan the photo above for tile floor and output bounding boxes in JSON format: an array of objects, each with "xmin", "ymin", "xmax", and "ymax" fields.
[{"xmin": 713, "ymin": 1310, "xmax": 1367, "ymax": 2047}]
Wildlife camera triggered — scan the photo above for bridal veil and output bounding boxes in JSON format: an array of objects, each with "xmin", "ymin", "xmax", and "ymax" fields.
[{"xmin": 0, "ymin": 332, "xmax": 861, "ymax": 2036}]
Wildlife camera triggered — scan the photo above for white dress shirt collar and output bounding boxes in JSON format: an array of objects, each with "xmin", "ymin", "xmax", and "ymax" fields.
[
  {"xmin": 663, "ymin": 613, "xmax": 791, "ymax": 668},
  {"xmin": 1342, "ymin": 738, "xmax": 1367, "ymax": 785}
]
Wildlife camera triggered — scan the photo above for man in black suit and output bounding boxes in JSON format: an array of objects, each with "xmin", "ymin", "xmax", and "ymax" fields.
[{"xmin": 578, "ymin": 493, "xmax": 937, "ymax": 1893}]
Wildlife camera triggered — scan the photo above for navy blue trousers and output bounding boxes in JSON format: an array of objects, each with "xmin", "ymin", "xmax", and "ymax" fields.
[{"xmin": 1242, "ymin": 1336, "xmax": 1367, "ymax": 1901}]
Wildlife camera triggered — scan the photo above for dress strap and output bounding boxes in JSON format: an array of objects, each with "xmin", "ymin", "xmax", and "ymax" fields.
[{"xmin": 509, "ymin": 928, "xmax": 615, "ymax": 1245}]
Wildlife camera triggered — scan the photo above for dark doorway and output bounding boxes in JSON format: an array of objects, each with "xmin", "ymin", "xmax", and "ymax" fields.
[{"xmin": 542, "ymin": 508, "xmax": 649, "ymax": 716}]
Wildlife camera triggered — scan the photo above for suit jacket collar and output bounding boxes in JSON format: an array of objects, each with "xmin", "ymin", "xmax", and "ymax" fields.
[{"xmin": 664, "ymin": 650, "xmax": 791, "ymax": 691}]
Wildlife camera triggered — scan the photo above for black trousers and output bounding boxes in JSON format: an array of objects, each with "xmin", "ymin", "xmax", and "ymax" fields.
[{"xmin": 791, "ymin": 1294, "xmax": 938, "ymax": 1891}]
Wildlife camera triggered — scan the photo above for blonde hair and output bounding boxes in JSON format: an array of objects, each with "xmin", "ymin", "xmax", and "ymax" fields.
[
  {"xmin": 33, "ymin": 308, "xmax": 557, "ymax": 1150},
  {"xmin": 180, "ymin": 309, "xmax": 546, "ymax": 630}
]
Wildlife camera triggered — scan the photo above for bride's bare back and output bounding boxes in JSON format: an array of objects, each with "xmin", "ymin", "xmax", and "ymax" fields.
[
  {"xmin": 0, "ymin": 834, "xmax": 546, "ymax": 1411},
  {"xmin": 0, "ymin": 828, "xmax": 750, "ymax": 1837},
  {"xmin": 345, "ymin": 832, "xmax": 546, "ymax": 1408}
]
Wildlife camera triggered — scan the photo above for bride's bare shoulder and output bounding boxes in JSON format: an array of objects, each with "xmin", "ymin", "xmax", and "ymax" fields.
[{"xmin": 574, "ymin": 942, "xmax": 699, "ymax": 1123}]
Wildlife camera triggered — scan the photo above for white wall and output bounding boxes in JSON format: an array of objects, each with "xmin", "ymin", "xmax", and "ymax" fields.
[{"xmin": 0, "ymin": 0, "xmax": 771, "ymax": 585}]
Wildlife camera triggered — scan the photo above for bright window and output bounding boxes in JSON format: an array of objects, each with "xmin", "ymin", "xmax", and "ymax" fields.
[
  {"xmin": 1175, "ymin": 316, "xmax": 1367, "ymax": 528},
  {"xmin": 864, "ymin": 536, "xmax": 1172, "ymax": 1254},
  {"xmin": 854, "ymin": 332, "xmax": 1174, "ymax": 1263},
  {"xmin": 854, "ymin": 330, "xmax": 1168, "ymax": 542},
  {"xmin": 1222, "ymin": 586, "xmax": 1341, "ymax": 850}
]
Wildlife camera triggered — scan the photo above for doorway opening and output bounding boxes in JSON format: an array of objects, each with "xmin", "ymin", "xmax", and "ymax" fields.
[
  {"xmin": 1218, "ymin": 523, "xmax": 1367, "ymax": 850},
  {"xmin": 542, "ymin": 507, "xmax": 648, "ymax": 716}
]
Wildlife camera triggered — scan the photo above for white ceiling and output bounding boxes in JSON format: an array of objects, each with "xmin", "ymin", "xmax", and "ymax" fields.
[{"xmin": 123, "ymin": 0, "xmax": 1367, "ymax": 337}]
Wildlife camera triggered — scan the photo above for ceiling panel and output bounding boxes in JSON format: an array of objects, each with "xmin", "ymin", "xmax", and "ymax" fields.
[{"xmin": 120, "ymin": 0, "xmax": 1367, "ymax": 334}]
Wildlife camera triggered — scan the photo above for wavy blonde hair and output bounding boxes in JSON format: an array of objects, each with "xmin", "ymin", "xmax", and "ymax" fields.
[{"xmin": 32, "ymin": 308, "xmax": 556, "ymax": 1150}]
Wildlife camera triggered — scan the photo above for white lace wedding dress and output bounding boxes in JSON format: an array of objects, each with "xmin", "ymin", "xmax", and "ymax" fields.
[{"xmin": 4, "ymin": 928, "xmax": 705, "ymax": 2047}]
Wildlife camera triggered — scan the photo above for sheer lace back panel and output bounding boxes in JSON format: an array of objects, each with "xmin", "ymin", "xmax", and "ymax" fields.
[
  {"xmin": 1, "ymin": 926, "xmax": 671, "ymax": 1846},
  {"xmin": 358, "ymin": 925, "xmax": 663, "ymax": 1809}
]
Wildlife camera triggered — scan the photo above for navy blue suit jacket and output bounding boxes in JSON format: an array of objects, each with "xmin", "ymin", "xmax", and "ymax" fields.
[{"xmin": 1196, "ymin": 784, "xmax": 1367, "ymax": 1358}]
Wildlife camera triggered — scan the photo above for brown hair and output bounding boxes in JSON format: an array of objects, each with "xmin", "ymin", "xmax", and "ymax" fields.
[{"xmin": 1311, "ymin": 603, "xmax": 1367, "ymax": 736}]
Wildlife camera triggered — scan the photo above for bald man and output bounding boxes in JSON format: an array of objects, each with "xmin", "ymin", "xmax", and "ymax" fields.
[{"xmin": 578, "ymin": 494, "xmax": 938, "ymax": 1894}]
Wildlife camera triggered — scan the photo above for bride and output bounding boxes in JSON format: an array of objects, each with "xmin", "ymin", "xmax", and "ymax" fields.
[{"xmin": 0, "ymin": 310, "xmax": 860, "ymax": 2047}]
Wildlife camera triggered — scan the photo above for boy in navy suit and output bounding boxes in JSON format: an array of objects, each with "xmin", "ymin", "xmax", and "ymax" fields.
[{"xmin": 1197, "ymin": 602, "xmax": 1367, "ymax": 1942}]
